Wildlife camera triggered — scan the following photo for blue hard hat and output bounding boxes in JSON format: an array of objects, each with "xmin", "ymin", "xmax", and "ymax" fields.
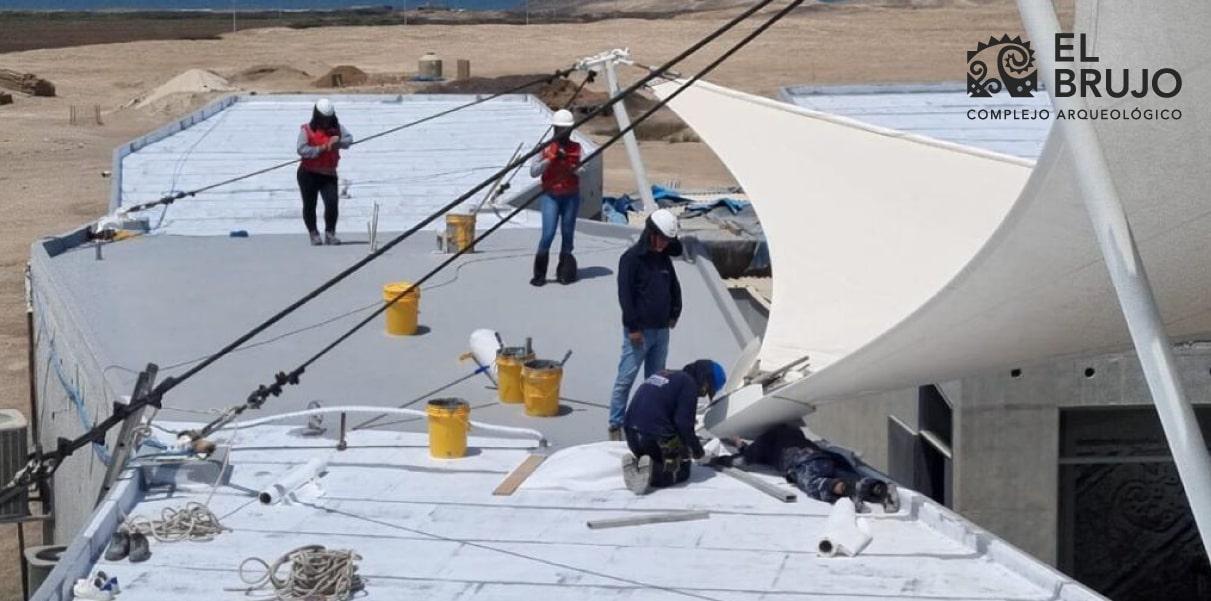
[{"xmin": 709, "ymin": 361, "xmax": 727, "ymax": 397}]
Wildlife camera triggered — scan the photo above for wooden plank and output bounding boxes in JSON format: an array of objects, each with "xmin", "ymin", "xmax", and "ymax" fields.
[
  {"xmin": 586, "ymin": 510, "xmax": 710, "ymax": 530},
  {"xmin": 718, "ymin": 466, "xmax": 797, "ymax": 502},
  {"xmin": 492, "ymin": 454, "xmax": 546, "ymax": 496}
]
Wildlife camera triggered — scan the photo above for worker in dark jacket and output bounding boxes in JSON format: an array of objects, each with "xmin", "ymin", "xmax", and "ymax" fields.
[
  {"xmin": 711, "ymin": 422, "xmax": 899, "ymax": 512},
  {"xmin": 621, "ymin": 359, "xmax": 726, "ymax": 495},
  {"xmin": 607, "ymin": 208, "xmax": 683, "ymax": 440}
]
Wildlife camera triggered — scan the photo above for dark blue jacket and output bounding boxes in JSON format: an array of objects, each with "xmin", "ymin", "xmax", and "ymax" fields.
[
  {"xmin": 623, "ymin": 369, "xmax": 703, "ymax": 456},
  {"xmin": 617, "ymin": 238, "xmax": 682, "ymax": 332}
]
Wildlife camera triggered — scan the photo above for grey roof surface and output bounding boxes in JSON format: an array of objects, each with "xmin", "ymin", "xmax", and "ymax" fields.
[
  {"xmin": 115, "ymin": 94, "xmax": 597, "ymax": 235},
  {"xmin": 32, "ymin": 424, "xmax": 1103, "ymax": 601},
  {"xmin": 779, "ymin": 83, "xmax": 1053, "ymax": 160},
  {"xmin": 37, "ymin": 226, "xmax": 745, "ymax": 447}
]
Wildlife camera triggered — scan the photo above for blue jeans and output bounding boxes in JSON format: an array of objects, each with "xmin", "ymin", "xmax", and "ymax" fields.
[
  {"xmin": 608, "ymin": 327, "xmax": 670, "ymax": 428},
  {"xmin": 789, "ymin": 454, "xmax": 885, "ymax": 504},
  {"xmin": 537, "ymin": 192, "xmax": 581, "ymax": 253}
]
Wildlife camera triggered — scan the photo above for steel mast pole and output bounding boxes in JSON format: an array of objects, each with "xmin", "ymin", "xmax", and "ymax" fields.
[{"xmin": 1017, "ymin": 0, "xmax": 1211, "ymax": 557}]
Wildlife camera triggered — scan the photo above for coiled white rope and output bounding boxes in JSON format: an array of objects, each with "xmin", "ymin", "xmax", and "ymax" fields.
[
  {"xmin": 232, "ymin": 545, "xmax": 363, "ymax": 601},
  {"xmin": 124, "ymin": 501, "xmax": 228, "ymax": 543}
]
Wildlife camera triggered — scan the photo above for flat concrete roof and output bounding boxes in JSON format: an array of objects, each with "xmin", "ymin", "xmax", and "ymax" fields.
[
  {"xmin": 32, "ymin": 225, "xmax": 747, "ymax": 448},
  {"xmin": 779, "ymin": 83, "xmax": 1052, "ymax": 160}
]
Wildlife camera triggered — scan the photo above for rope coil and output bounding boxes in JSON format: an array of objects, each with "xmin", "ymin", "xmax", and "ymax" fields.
[
  {"xmin": 124, "ymin": 501, "xmax": 227, "ymax": 543},
  {"xmin": 235, "ymin": 545, "xmax": 363, "ymax": 601}
]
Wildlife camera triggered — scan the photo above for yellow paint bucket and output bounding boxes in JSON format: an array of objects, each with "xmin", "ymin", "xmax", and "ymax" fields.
[
  {"xmin": 382, "ymin": 281, "xmax": 421, "ymax": 336},
  {"xmin": 445, "ymin": 213, "xmax": 476, "ymax": 253},
  {"xmin": 495, "ymin": 347, "xmax": 534, "ymax": 404},
  {"xmin": 522, "ymin": 359, "xmax": 563, "ymax": 417},
  {"xmin": 426, "ymin": 398, "xmax": 470, "ymax": 459}
]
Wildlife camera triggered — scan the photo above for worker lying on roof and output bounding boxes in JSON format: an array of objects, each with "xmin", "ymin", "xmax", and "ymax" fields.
[
  {"xmin": 711, "ymin": 423, "xmax": 900, "ymax": 512},
  {"xmin": 621, "ymin": 359, "xmax": 726, "ymax": 495}
]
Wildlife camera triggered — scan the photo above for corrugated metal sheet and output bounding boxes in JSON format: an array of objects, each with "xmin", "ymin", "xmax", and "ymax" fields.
[
  {"xmin": 779, "ymin": 83, "xmax": 1052, "ymax": 160},
  {"xmin": 117, "ymin": 94, "xmax": 600, "ymax": 236}
]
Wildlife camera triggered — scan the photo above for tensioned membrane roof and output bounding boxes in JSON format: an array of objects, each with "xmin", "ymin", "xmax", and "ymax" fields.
[{"xmin": 655, "ymin": 0, "xmax": 1211, "ymax": 437}]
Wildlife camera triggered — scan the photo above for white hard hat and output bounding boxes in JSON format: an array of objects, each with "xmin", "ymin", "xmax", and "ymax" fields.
[
  {"xmin": 551, "ymin": 109, "xmax": 575, "ymax": 128},
  {"xmin": 315, "ymin": 98, "xmax": 335, "ymax": 117},
  {"xmin": 649, "ymin": 208, "xmax": 680, "ymax": 238}
]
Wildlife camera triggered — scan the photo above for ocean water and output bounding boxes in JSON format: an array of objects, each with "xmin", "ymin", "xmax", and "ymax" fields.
[{"xmin": 0, "ymin": 1, "xmax": 521, "ymax": 10}]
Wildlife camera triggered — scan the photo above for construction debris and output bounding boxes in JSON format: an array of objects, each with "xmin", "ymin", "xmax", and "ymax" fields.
[
  {"xmin": 0, "ymin": 92, "xmax": 12, "ymax": 106},
  {"xmin": 0, "ymin": 68, "xmax": 55, "ymax": 97}
]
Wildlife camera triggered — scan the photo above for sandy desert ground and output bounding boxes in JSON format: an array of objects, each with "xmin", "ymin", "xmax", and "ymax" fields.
[{"xmin": 0, "ymin": 1, "xmax": 1061, "ymax": 597}]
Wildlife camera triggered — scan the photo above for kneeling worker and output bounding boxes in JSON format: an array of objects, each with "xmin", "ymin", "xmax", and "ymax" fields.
[
  {"xmin": 621, "ymin": 359, "xmax": 726, "ymax": 495},
  {"xmin": 711, "ymin": 423, "xmax": 899, "ymax": 512}
]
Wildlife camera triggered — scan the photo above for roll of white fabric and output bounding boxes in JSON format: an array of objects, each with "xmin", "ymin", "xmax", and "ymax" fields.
[
  {"xmin": 817, "ymin": 497, "xmax": 872, "ymax": 557},
  {"xmin": 469, "ymin": 329, "xmax": 502, "ymax": 377}
]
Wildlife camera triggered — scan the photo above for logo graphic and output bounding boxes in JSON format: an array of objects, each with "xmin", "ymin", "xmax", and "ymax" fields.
[{"xmin": 967, "ymin": 35, "xmax": 1037, "ymax": 98}]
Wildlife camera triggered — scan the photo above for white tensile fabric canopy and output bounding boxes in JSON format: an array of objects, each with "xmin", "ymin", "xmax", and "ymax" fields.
[{"xmin": 653, "ymin": 0, "xmax": 1211, "ymax": 437}]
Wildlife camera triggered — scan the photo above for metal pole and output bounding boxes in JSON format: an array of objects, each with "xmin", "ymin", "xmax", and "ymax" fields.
[
  {"xmin": 602, "ymin": 59, "xmax": 656, "ymax": 212},
  {"xmin": 24, "ymin": 267, "xmax": 39, "ymax": 445},
  {"xmin": 1018, "ymin": 0, "xmax": 1211, "ymax": 557},
  {"xmin": 17, "ymin": 522, "xmax": 27, "ymax": 601}
]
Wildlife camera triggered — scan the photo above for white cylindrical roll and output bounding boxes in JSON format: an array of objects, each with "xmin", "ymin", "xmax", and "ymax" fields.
[
  {"xmin": 817, "ymin": 497, "xmax": 872, "ymax": 557},
  {"xmin": 469, "ymin": 329, "xmax": 502, "ymax": 377},
  {"xmin": 259, "ymin": 456, "xmax": 328, "ymax": 505}
]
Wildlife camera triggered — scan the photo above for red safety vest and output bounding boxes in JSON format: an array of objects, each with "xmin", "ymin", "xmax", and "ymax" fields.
[
  {"xmin": 541, "ymin": 140, "xmax": 581, "ymax": 197},
  {"xmin": 300, "ymin": 124, "xmax": 341, "ymax": 175}
]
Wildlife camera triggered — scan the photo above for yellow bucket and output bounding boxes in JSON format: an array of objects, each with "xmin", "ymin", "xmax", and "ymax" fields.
[
  {"xmin": 426, "ymin": 398, "xmax": 470, "ymax": 458},
  {"xmin": 522, "ymin": 359, "xmax": 563, "ymax": 417},
  {"xmin": 383, "ymin": 281, "xmax": 421, "ymax": 336},
  {"xmin": 496, "ymin": 347, "xmax": 535, "ymax": 404},
  {"xmin": 445, "ymin": 213, "xmax": 476, "ymax": 253}
]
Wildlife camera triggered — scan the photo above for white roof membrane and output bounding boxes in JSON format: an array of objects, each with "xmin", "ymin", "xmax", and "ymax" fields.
[
  {"xmin": 116, "ymin": 94, "xmax": 595, "ymax": 236},
  {"xmin": 779, "ymin": 83, "xmax": 1053, "ymax": 160},
  {"xmin": 33, "ymin": 424, "xmax": 1103, "ymax": 601}
]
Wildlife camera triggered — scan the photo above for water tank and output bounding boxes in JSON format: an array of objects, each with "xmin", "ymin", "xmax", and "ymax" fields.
[
  {"xmin": 419, "ymin": 52, "xmax": 443, "ymax": 80},
  {"xmin": 0, "ymin": 409, "xmax": 28, "ymax": 520},
  {"xmin": 25, "ymin": 544, "xmax": 65, "ymax": 595}
]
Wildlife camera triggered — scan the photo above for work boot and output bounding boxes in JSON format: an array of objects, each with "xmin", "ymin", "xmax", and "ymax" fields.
[
  {"xmin": 128, "ymin": 531, "xmax": 151, "ymax": 563},
  {"xmin": 309, "ymin": 232, "xmax": 323, "ymax": 246},
  {"xmin": 607, "ymin": 426, "xmax": 622, "ymax": 442},
  {"xmin": 530, "ymin": 252, "xmax": 549, "ymax": 287},
  {"xmin": 882, "ymin": 483, "xmax": 901, "ymax": 514},
  {"xmin": 622, "ymin": 454, "xmax": 653, "ymax": 495},
  {"xmin": 103, "ymin": 530, "xmax": 129, "ymax": 561},
  {"xmin": 324, "ymin": 231, "xmax": 342, "ymax": 246},
  {"xmin": 556, "ymin": 253, "xmax": 579, "ymax": 285}
]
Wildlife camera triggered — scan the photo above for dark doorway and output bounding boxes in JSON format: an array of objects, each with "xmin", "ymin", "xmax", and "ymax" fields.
[{"xmin": 1058, "ymin": 407, "xmax": 1211, "ymax": 601}]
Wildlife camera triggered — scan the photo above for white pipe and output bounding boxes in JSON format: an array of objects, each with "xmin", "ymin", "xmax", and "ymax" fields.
[
  {"xmin": 1018, "ymin": 0, "xmax": 1211, "ymax": 558},
  {"xmin": 213, "ymin": 405, "xmax": 547, "ymax": 446},
  {"xmin": 603, "ymin": 59, "xmax": 656, "ymax": 212},
  {"xmin": 259, "ymin": 456, "xmax": 327, "ymax": 505}
]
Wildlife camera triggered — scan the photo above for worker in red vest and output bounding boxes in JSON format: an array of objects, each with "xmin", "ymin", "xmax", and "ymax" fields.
[
  {"xmin": 528, "ymin": 109, "xmax": 583, "ymax": 286},
  {"xmin": 296, "ymin": 98, "xmax": 353, "ymax": 246}
]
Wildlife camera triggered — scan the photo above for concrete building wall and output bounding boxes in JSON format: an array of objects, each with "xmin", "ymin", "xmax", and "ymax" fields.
[
  {"xmin": 953, "ymin": 342, "xmax": 1211, "ymax": 565},
  {"xmin": 806, "ymin": 339, "xmax": 1211, "ymax": 568},
  {"xmin": 28, "ymin": 235, "xmax": 125, "ymax": 544},
  {"xmin": 806, "ymin": 388, "xmax": 918, "ymax": 474}
]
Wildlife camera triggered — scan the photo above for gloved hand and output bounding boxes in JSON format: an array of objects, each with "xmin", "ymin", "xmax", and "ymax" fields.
[
  {"xmin": 692, "ymin": 446, "xmax": 705, "ymax": 461},
  {"xmin": 708, "ymin": 454, "xmax": 736, "ymax": 468}
]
